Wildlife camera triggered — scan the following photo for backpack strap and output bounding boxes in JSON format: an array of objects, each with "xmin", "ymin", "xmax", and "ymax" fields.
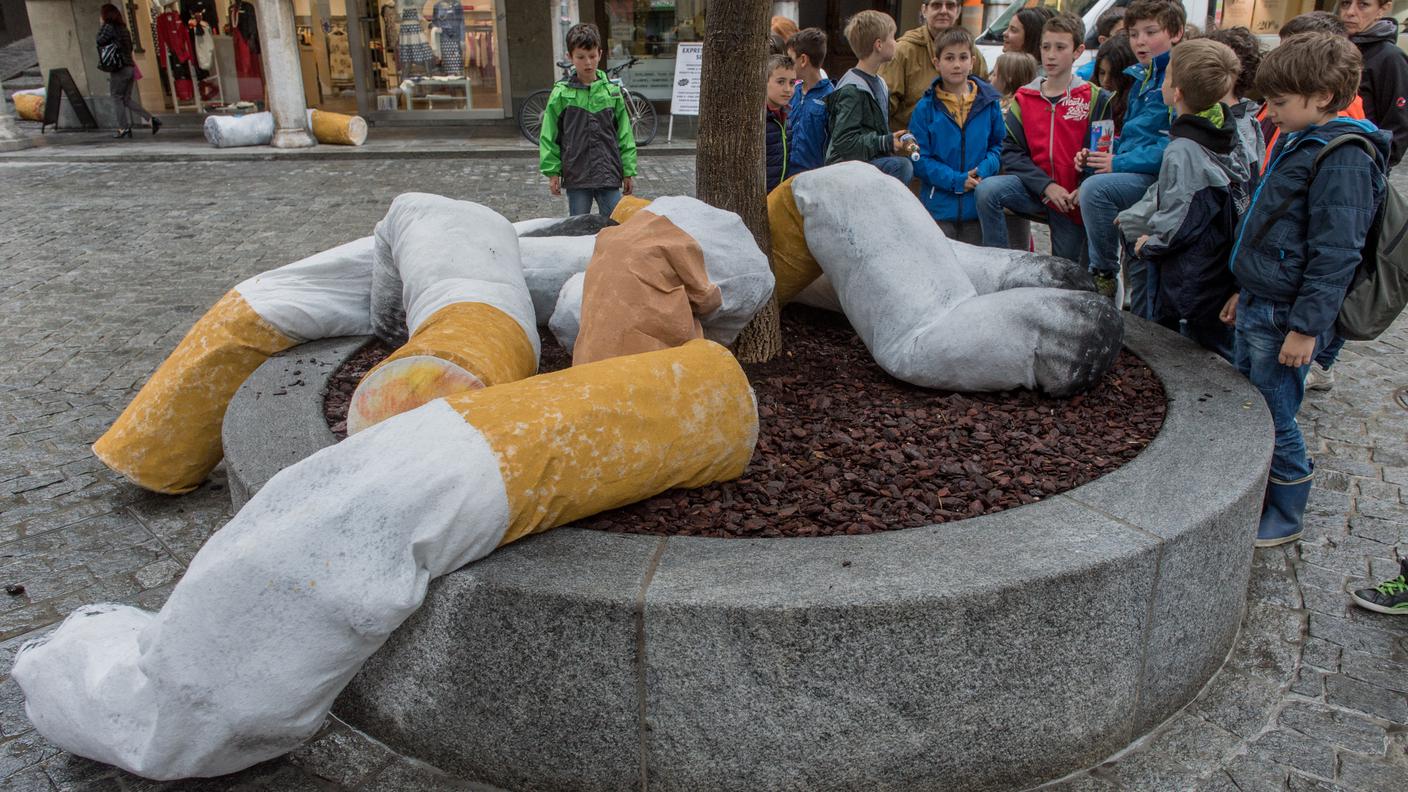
[{"xmin": 1250, "ymin": 132, "xmax": 1382, "ymax": 249}]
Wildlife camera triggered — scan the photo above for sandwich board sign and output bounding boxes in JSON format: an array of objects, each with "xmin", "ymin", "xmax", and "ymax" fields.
[{"xmin": 667, "ymin": 42, "xmax": 703, "ymax": 142}]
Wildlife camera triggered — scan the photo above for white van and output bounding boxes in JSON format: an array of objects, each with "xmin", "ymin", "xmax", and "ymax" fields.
[{"xmin": 974, "ymin": 0, "xmax": 1211, "ymax": 70}]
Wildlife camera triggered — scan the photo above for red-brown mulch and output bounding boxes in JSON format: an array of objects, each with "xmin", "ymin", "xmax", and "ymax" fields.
[{"xmin": 324, "ymin": 306, "xmax": 1166, "ymax": 538}]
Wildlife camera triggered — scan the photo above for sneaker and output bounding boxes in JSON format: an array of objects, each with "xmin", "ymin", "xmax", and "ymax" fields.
[
  {"xmin": 1305, "ymin": 363, "xmax": 1335, "ymax": 391},
  {"xmin": 1093, "ymin": 273, "xmax": 1118, "ymax": 300},
  {"xmin": 1351, "ymin": 559, "xmax": 1408, "ymax": 615}
]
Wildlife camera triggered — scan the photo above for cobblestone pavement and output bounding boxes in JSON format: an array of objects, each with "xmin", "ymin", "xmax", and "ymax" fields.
[{"xmin": 0, "ymin": 158, "xmax": 1405, "ymax": 791}]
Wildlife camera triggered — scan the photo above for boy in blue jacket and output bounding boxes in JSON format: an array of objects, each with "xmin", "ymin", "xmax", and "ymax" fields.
[
  {"xmin": 1220, "ymin": 33, "xmax": 1388, "ymax": 548},
  {"xmin": 1076, "ymin": 0, "xmax": 1182, "ymax": 314},
  {"xmin": 910, "ymin": 27, "xmax": 1004, "ymax": 243},
  {"xmin": 786, "ymin": 28, "xmax": 834, "ymax": 178}
]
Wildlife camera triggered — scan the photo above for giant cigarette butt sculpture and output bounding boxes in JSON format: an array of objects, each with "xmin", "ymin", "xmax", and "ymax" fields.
[
  {"xmin": 92, "ymin": 238, "xmax": 375, "ymax": 494},
  {"xmin": 15, "ymin": 339, "xmax": 757, "ymax": 780},
  {"xmin": 349, "ymin": 194, "xmax": 539, "ymax": 434},
  {"xmin": 772, "ymin": 163, "xmax": 1123, "ymax": 396}
]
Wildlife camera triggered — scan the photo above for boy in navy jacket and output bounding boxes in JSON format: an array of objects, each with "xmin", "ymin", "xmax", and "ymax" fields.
[
  {"xmin": 1076, "ymin": 0, "xmax": 1182, "ymax": 314},
  {"xmin": 786, "ymin": 28, "xmax": 834, "ymax": 178},
  {"xmin": 765, "ymin": 54, "xmax": 796, "ymax": 193},
  {"xmin": 910, "ymin": 27, "xmax": 1004, "ymax": 243},
  {"xmin": 1220, "ymin": 33, "xmax": 1388, "ymax": 548}
]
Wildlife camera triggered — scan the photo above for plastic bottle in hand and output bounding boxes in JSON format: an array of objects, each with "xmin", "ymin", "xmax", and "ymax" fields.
[{"xmin": 899, "ymin": 133, "xmax": 921, "ymax": 161}]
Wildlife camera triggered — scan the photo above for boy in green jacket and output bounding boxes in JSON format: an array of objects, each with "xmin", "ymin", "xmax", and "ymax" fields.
[
  {"xmin": 539, "ymin": 23, "xmax": 638, "ymax": 217},
  {"xmin": 824, "ymin": 10, "xmax": 916, "ymax": 182}
]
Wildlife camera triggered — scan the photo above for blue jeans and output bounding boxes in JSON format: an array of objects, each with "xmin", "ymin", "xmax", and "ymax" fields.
[
  {"xmin": 975, "ymin": 175, "xmax": 1087, "ymax": 261},
  {"xmin": 1080, "ymin": 172, "xmax": 1156, "ymax": 313},
  {"xmin": 870, "ymin": 155, "xmax": 914, "ymax": 184},
  {"xmin": 567, "ymin": 188, "xmax": 623, "ymax": 217},
  {"xmin": 1234, "ymin": 293, "xmax": 1323, "ymax": 483},
  {"xmin": 1314, "ymin": 333, "xmax": 1345, "ymax": 369}
]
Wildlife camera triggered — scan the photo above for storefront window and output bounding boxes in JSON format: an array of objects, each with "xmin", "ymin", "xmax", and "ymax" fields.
[
  {"xmin": 598, "ymin": 0, "xmax": 705, "ymax": 102},
  {"xmin": 361, "ymin": 0, "xmax": 504, "ymax": 112}
]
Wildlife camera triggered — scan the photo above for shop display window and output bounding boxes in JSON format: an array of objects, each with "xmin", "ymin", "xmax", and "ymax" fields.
[
  {"xmin": 597, "ymin": 0, "xmax": 705, "ymax": 102},
  {"xmin": 363, "ymin": 0, "xmax": 503, "ymax": 112}
]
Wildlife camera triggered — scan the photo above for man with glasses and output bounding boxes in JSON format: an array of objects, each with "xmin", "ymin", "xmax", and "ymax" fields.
[{"xmin": 879, "ymin": 0, "xmax": 989, "ymax": 132}]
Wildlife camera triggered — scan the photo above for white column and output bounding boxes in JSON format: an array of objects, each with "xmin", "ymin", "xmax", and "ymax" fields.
[
  {"xmin": 255, "ymin": 0, "xmax": 315, "ymax": 148},
  {"xmin": 0, "ymin": 76, "xmax": 33, "ymax": 153}
]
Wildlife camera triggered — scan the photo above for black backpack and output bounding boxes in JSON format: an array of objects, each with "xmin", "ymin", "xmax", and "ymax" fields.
[{"xmin": 1308, "ymin": 134, "xmax": 1408, "ymax": 341}]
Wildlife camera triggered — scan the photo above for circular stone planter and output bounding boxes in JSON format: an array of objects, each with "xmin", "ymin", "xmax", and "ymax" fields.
[{"xmin": 223, "ymin": 318, "xmax": 1273, "ymax": 792}]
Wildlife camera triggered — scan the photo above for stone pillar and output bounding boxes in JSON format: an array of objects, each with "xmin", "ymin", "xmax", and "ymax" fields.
[
  {"xmin": 0, "ymin": 76, "xmax": 34, "ymax": 153},
  {"xmin": 254, "ymin": 0, "xmax": 314, "ymax": 148}
]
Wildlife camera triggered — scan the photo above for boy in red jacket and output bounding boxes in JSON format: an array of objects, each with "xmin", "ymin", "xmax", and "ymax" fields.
[{"xmin": 975, "ymin": 12, "xmax": 1111, "ymax": 262}]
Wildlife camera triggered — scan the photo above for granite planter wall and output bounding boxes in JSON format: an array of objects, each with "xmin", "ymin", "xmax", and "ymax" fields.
[{"xmin": 223, "ymin": 317, "xmax": 1274, "ymax": 791}]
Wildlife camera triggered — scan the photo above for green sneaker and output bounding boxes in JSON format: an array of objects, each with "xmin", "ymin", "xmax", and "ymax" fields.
[
  {"xmin": 1093, "ymin": 273, "xmax": 1118, "ymax": 300},
  {"xmin": 1351, "ymin": 559, "xmax": 1408, "ymax": 615}
]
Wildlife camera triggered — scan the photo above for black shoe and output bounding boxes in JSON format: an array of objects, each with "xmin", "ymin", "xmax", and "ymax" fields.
[
  {"xmin": 151, "ymin": 118, "xmax": 162, "ymax": 136},
  {"xmin": 1352, "ymin": 558, "xmax": 1408, "ymax": 615},
  {"xmin": 111, "ymin": 128, "xmax": 132, "ymax": 139}
]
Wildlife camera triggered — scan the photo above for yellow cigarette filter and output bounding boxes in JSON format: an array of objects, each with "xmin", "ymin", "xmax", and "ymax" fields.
[
  {"xmin": 766, "ymin": 176, "xmax": 822, "ymax": 304},
  {"xmin": 346, "ymin": 301, "xmax": 537, "ymax": 434},
  {"xmin": 308, "ymin": 109, "xmax": 368, "ymax": 146}
]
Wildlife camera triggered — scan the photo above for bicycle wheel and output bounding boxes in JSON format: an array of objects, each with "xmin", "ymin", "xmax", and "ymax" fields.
[
  {"xmin": 517, "ymin": 89, "xmax": 553, "ymax": 145},
  {"xmin": 627, "ymin": 91, "xmax": 658, "ymax": 147}
]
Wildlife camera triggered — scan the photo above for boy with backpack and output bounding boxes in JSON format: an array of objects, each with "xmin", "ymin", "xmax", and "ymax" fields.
[
  {"xmin": 976, "ymin": 12, "xmax": 1110, "ymax": 261},
  {"xmin": 824, "ymin": 10, "xmax": 916, "ymax": 183},
  {"xmin": 538, "ymin": 23, "xmax": 638, "ymax": 217},
  {"xmin": 1117, "ymin": 39, "xmax": 1247, "ymax": 361},
  {"xmin": 1219, "ymin": 32, "xmax": 1390, "ymax": 548},
  {"xmin": 786, "ymin": 28, "xmax": 835, "ymax": 179}
]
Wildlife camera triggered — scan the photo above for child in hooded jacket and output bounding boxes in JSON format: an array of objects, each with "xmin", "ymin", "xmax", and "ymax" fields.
[{"xmin": 909, "ymin": 27, "xmax": 1004, "ymax": 243}]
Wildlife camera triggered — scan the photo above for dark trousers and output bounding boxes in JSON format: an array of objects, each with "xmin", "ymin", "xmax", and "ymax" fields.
[{"xmin": 109, "ymin": 66, "xmax": 152, "ymax": 129}]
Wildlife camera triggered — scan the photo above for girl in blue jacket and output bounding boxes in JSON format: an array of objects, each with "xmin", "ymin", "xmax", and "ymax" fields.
[{"xmin": 909, "ymin": 29, "xmax": 1005, "ymax": 244}]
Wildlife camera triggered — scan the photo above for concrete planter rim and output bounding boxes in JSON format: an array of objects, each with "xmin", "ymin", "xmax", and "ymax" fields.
[{"xmin": 222, "ymin": 316, "xmax": 1275, "ymax": 792}]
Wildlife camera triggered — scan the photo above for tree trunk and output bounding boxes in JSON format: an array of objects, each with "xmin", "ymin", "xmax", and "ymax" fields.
[{"xmin": 696, "ymin": 0, "xmax": 780, "ymax": 364}]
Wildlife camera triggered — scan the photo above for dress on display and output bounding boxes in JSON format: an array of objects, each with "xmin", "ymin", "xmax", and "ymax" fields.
[
  {"xmin": 431, "ymin": 0, "xmax": 463, "ymax": 75},
  {"xmin": 156, "ymin": 9, "xmax": 195, "ymax": 101},
  {"xmin": 398, "ymin": 6, "xmax": 434, "ymax": 73},
  {"xmin": 380, "ymin": 3, "xmax": 398, "ymax": 61},
  {"xmin": 228, "ymin": 0, "xmax": 263, "ymax": 102}
]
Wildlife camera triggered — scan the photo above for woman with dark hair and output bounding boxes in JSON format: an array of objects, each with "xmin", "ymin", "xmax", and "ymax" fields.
[
  {"xmin": 96, "ymin": 3, "xmax": 160, "ymax": 138},
  {"xmin": 1004, "ymin": 6, "xmax": 1056, "ymax": 62},
  {"xmin": 1094, "ymin": 33, "xmax": 1136, "ymax": 135}
]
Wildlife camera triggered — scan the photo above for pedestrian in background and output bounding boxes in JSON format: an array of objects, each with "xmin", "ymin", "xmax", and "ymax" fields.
[{"xmin": 96, "ymin": 3, "xmax": 160, "ymax": 138}]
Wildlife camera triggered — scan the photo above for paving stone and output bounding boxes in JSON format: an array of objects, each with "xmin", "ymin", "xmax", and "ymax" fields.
[
  {"xmin": 1190, "ymin": 669, "xmax": 1284, "ymax": 739},
  {"xmin": 1324, "ymin": 673, "xmax": 1408, "ymax": 721},
  {"xmin": 2, "ymin": 765, "xmax": 56, "ymax": 792},
  {"xmin": 1278, "ymin": 701, "xmax": 1389, "ymax": 755},
  {"xmin": 1307, "ymin": 613, "xmax": 1401, "ymax": 657},
  {"xmin": 1284, "ymin": 772, "xmax": 1354, "ymax": 791},
  {"xmin": 1336, "ymin": 752, "xmax": 1408, "ymax": 791},
  {"xmin": 1221, "ymin": 754, "xmax": 1291, "ymax": 792},
  {"xmin": 1303, "ymin": 637, "xmax": 1344, "ymax": 671},
  {"xmin": 1291, "ymin": 667, "xmax": 1327, "ymax": 699},
  {"xmin": 1249, "ymin": 729, "xmax": 1338, "ymax": 779},
  {"xmin": 1339, "ymin": 651, "xmax": 1408, "ymax": 694}
]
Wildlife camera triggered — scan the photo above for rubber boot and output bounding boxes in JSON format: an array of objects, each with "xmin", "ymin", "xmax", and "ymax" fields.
[{"xmin": 1255, "ymin": 472, "xmax": 1313, "ymax": 548}]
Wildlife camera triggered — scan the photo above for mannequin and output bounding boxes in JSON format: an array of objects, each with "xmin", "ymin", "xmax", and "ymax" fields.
[
  {"xmin": 430, "ymin": 0, "xmax": 463, "ymax": 75},
  {"xmin": 226, "ymin": 0, "xmax": 262, "ymax": 102},
  {"xmin": 396, "ymin": 0, "xmax": 433, "ymax": 76}
]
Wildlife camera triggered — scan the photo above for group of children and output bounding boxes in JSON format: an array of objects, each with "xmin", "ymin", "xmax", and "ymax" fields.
[{"xmin": 536, "ymin": 11, "xmax": 1408, "ymax": 604}]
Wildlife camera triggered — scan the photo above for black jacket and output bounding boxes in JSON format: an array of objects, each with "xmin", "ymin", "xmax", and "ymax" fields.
[
  {"xmin": 1118, "ymin": 106, "xmax": 1249, "ymax": 324},
  {"xmin": 1351, "ymin": 19, "xmax": 1408, "ymax": 166},
  {"xmin": 766, "ymin": 105, "xmax": 788, "ymax": 193},
  {"xmin": 96, "ymin": 24, "xmax": 135, "ymax": 70}
]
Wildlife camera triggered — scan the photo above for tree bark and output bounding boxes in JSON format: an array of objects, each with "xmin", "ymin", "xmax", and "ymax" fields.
[{"xmin": 696, "ymin": 0, "xmax": 780, "ymax": 363}]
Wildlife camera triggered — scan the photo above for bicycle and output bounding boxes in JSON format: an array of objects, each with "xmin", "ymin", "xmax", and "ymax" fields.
[{"xmin": 517, "ymin": 55, "xmax": 659, "ymax": 147}]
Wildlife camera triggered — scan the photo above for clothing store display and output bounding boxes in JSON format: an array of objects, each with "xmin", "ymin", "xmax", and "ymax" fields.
[
  {"xmin": 228, "ymin": 1, "xmax": 263, "ymax": 102},
  {"xmin": 398, "ymin": 6, "xmax": 434, "ymax": 73},
  {"xmin": 381, "ymin": 2, "xmax": 399, "ymax": 58},
  {"xmin": 180, "ymin": 0, "xmax": 219, "ymax": 27},
  {"xmin": 192, "ymin": 20, "xmax": 214, "ymax": 71},
  {"xmin": 156, "ymin": 8, "xmax": 195, "ymax": 101},
  {"xmin": 431, "ymin": 0, "xmax": 464, "ymax": 74}
]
